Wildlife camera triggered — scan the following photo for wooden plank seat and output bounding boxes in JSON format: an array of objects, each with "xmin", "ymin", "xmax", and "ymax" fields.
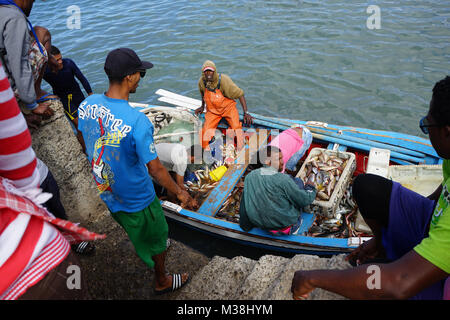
[{"xmin": 197, "ymin": 129, "xmax": 269, "ymax": 216}]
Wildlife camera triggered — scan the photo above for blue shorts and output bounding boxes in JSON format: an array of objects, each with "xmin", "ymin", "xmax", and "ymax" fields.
[{"xmin": 383, "ymin": 181, "xmax": 444, "ymax": 300}]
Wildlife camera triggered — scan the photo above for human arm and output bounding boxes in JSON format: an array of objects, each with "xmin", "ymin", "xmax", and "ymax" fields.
[
  {"xmin": 427, "ymin": 184, "xmax": 443, "ymax": 201},
  {"xmin": 238, "ymin": 95, "xmax": 253, "ymax": 125},
  {"xmin": 283, "ymin": 176, "xmax": 317, "ymax": 210},
  {"xmin": 146, "ymin": 158, "xmax": 197, "ymax": 209},
  {"xmin": 175, "ymin": 173, "xmax": 187, "ymax": 191},
  {"xmin": 3, "ymin": 15, "xmax": 36, "ymax": 106},
  {"xmin": 71, "ymin": 60, "xmax": 93, "ymax": 95},
  {"xmin": 195, "ymin": 79, "xmax": 205, "ymax": 115},
  {"xmin": 291, "ymin": 250, "xmax": 448, "ymax": 300}
]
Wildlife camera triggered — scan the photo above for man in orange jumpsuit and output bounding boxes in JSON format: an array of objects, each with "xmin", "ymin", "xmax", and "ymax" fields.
[{"xmin": 195, "ymin": 60, "xmax": 253, "ymax": 151}]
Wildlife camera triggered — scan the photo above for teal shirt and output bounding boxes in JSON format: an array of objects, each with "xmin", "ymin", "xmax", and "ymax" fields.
[{"xmin": 240, "ymin": 166, "xmax": 317, "ymax": 231}]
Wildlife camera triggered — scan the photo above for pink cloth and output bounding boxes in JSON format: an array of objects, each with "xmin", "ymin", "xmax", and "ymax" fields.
[
  {"xmin": 444, "ymin": 277, "xmax": 450, "ymax": 300},
  {"xmin": 269, "ymin": 128, "xmax": 304, "ymax": 172}
]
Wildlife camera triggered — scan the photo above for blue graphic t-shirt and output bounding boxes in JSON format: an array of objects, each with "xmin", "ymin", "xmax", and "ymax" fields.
[{"xmin": 78, "ymin": 94, "xmax": 157, "ymax": 213}]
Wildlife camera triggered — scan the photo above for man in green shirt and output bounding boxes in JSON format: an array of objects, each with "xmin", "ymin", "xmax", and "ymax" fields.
[
  {"xmin": 239, "ymin": 146, "xmax": 317, "ymax": 234},
  {"xmin": 291, "ymin": 76, "xmax": 450, "ymax": 300}
]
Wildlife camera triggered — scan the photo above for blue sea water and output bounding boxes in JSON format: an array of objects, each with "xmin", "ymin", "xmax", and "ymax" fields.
[{"xmin": 31, "ymin": 0, "xmax": 450, "ymax": 138}]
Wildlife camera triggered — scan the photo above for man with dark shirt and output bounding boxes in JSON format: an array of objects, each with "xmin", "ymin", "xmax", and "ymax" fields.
[
  {"xmin": 44, "ymin": 46, "xmax": 92, "ymax": 122},
  {"xmin": 44, "ymin": 46, "xmax": 92, "ymax": 152}
]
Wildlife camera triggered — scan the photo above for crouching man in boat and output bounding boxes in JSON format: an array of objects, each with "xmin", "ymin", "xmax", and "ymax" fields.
[
  {"xmin": 239, "ymin": 146, "xmax": 317, "ymax": 235},
  {"xmin": 78, "ymin": 48, "xmax": 198, "ymax": 295},
  {"xmin": 195, "ymin": 60, "xmax": 253, "ymax": 152},
  {"xmin": 291, "ymin": 76, "xmax": 450, "ymax": 300},
  {"xmin": 154, "ymin": 142, "xmax": 200, "ymax": 199}
]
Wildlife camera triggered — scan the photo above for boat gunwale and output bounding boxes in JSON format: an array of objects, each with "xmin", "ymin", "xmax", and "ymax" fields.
[{"xmin": 161, "ymin": 201, "xmax": 354, "ymax": 253}]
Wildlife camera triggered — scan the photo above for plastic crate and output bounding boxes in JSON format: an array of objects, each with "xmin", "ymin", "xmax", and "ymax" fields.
[
  {"xmin": 296, "ymin": 148, "xmax": 356, "ymax": 218},
  {"xmin": 387, "ymin": 164, "xmax": 442, "ymax": 197}
]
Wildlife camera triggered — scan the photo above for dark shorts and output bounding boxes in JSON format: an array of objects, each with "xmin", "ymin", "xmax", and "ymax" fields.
[
  {"xmin": 383, "ymin": 181, "xmax": 444, "ymax": 300},
  {"xmin": 61, "ymin": 91, "xmax": 84, "ymax": 120},
  {"xmin": 41, "ymin": 170, "xmax": 68, "ymax": 220}
]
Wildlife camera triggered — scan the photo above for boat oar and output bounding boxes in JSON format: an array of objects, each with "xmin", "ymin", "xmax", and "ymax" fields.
[
  {"xmin": 246, "ymin": 112, "xmax": 426, "ymax": 160},
  {"xmin": 247, "ymin": 116, "xmax": 425, "ymax": 163},
  {"xmin": 302, "ymin": 126, "xmax": 425, "ymax": 158},
  {"xmin": 155, "ymin": 130, "xmax": 198, "ymax": 140},
  {"xmin": 248, "ymin": 112, "xmax": 435, "ymax": 158}
]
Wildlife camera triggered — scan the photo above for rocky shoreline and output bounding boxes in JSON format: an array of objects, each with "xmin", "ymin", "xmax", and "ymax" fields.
[{"xmin": 30, "ymin": 101, "xmax": 350, "ymax": 300}]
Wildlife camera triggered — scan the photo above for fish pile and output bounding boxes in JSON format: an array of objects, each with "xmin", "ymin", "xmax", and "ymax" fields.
[
  {"xmin": 306, "ymin": 183, "xmax": 372, "ymax": 238},
  {"xmin": 216, "ymin": 180, "xmax": 244, "ymax": 223},
  {"xmin": 184, "ymin": 165, "xmax": 220, "ymax": 204},
  {"xmin": 301, "ymin": 150, "xmax": 349, "ymax": 202}
]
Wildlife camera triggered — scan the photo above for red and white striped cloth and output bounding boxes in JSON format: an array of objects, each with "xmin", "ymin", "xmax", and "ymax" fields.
[
  {"xmin": 0, "ymin": 177, "xmax": 106, "ymax": 300},
  {"xmin": 0, "ymin": 62, "xmax": 39, "ymax": 191}
]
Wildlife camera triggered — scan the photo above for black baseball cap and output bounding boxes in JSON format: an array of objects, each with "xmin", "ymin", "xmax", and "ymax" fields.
[{"xmin": 104, "ymin": 48, "xmax": 153, "ymax": 78}]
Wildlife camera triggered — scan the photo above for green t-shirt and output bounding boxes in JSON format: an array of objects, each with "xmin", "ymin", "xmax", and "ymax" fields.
[
  {"xmin": 414, "ymin": 159, "xmax": 450, "ymax": 273},
  {"xmin": 239, "ymin": 166, "xmax": 317, "ymax": 231}
]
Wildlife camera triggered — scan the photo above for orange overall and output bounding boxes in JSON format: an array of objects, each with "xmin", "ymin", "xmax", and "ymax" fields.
[{"xmin": 201, "ymin": 85, "xmax": 243, "ymax": 150}]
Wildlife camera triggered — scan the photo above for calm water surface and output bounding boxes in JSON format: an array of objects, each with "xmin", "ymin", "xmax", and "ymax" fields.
[
  {"xmin": 31, "ymin": 1, "xmax": 449, "ymax": 257},
  {"xmin": 32, "ymin": 0, "xmax": 450, "ymax": 137}
]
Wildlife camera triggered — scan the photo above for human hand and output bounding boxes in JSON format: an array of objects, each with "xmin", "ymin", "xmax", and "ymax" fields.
[
  {"xmin": 177, "ymin": 189, "xmax": 199, "ymax": 210},
  {"xmin": 24, "ymin": 113, "xmax": 42, "ymax": 130},
  {"xmin": 32, "ymin": 102, "xmax": 54, "ymax": 120},
  {"xmin": 194, "ymin": 106, "xmax": 204, "ymax": 115},
  {"xmin": 243, "ymin": 113, "xmax": 253, "ymax": 126},
  {"xmin": 291, "ymin": 270, "xmax": 315, "ymax": 300},
  {"xmin": 345, "ymin": 238, "xmax": 384, "ymax": 266}
]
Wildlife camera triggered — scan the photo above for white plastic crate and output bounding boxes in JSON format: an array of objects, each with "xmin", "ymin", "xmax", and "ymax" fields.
[
  {"xmin": 296, "ymin": 148, "xmax": 356, "ymax": 218},
  {"xmin": 387, "ymin": 164, "xmax": 443, "ymax": 197}
]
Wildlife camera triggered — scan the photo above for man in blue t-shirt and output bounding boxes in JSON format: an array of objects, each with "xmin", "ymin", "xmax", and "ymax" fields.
[{"xmin": 78, "ymin": 48, "xmax": 197, "ymax": 295}]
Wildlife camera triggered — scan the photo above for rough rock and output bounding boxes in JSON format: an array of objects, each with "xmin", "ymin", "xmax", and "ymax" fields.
[
  {"xmin": 30, "ymin": 100, "xmax": 109, "ymax": 224},
  {"xmin": 177, "ymin": 253, "xmax": 352, "ymax": 300}
]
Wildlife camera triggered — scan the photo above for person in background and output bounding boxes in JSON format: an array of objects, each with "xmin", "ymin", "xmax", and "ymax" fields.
[
  {"xmin": 291, "ymin": 76, "xmax": 450, "ymax": 300},
  {"xmin": 36, "ymin": 158, "xmax": 96, "ymax": 255},
  {"xmin": 44, "ymin": 45, "xmax": 93, "ymax": 152},
  {"xmin": 0, "ymin": 0, "xmax": 52, "ymax": 119},
  {"xmin": 0, "ymin": 62, "xmax": 104, "ymax": 300},
  {"xmin": 78, "ymin": 48, "xmax": 197, "ymax": 295},
  {"xmin": 154, "ymin": 143, "xmax": 200, "ymax": 197},
  {"xmin": 269, "ymin": 125, "xmax": 313, "ymax": 174},
  {"xmin": 195, "ymin": 60, "xmax": 253, "ymax": 151},
  {"xmin": 239, "ymin": 146, "xmax": 317, "ymax": 235},
  {"xmin": 32, "ymin": 26, "xmax": 59, "ymax": 103}
]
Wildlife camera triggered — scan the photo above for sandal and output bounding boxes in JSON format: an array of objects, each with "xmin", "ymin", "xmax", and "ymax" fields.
[
  {"xmin": 72, "ymin": 241, "xmax": 95, "ymax": 256},
  {"xmin": 154, "ymin": 273, "xmax": 190, "ymax": 295}
]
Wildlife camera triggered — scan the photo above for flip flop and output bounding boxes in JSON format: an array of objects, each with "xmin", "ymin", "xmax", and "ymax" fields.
[
  {"xmin": 154, "ymin": 273, "xmax": 190, "ymax": 295},
  {"xmin": 72, "ymin": 241, "xmax": 96, "ymax": 256}
]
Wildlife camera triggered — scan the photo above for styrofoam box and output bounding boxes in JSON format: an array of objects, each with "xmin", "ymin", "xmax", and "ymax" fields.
[
  {"xmin": 388, "ymin": 164, "xmax": 443, "ymax": 197},
  {"xmin": 366, "ymin": 148, "xmax": 391, "ymax": 178},
  {"xmin": 296, "ymin": 148, "xmax": 356, "ymax": 218}
]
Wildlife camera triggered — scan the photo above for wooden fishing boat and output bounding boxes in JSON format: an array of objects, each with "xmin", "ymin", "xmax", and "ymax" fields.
[{"xmin": 130, "ymin": 90, "xmax": 443, "ymax": 255}]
